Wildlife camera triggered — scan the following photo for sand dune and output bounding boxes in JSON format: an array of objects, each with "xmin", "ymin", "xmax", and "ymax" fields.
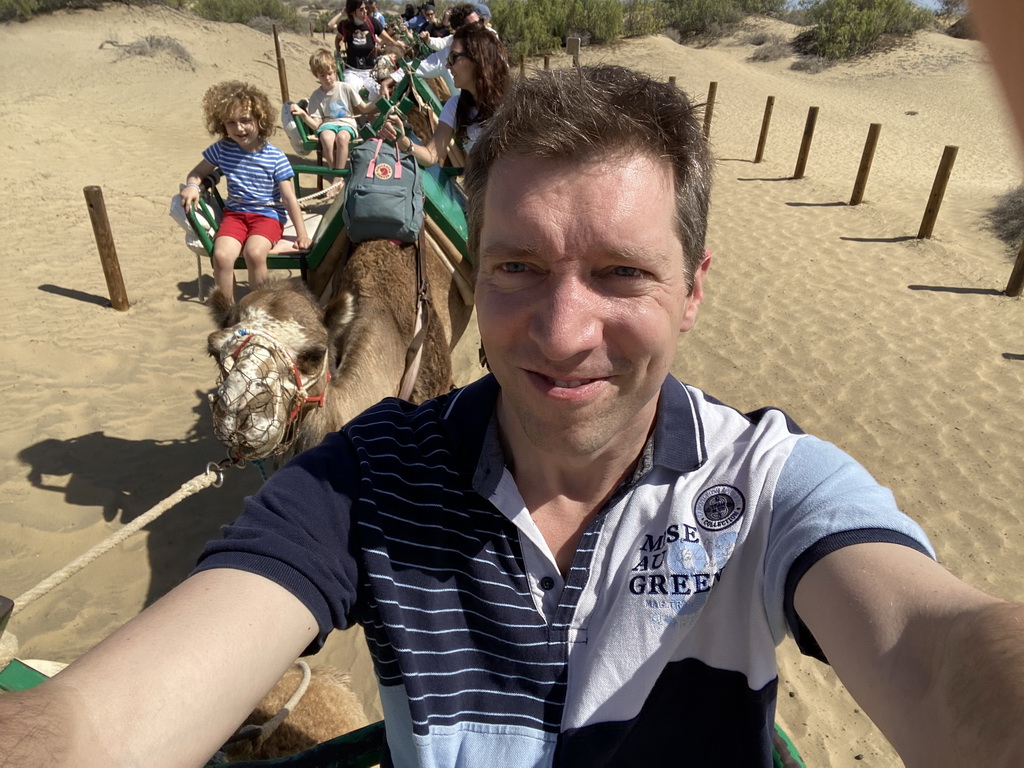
[{"xmin": 1, "ymin": 7, "xmax": 1022, "ymax": 766}]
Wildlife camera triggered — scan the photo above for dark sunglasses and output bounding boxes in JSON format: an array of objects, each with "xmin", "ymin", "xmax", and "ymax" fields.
[{"xmin": 447, "ymin": 50, "xmax": 472, "ymax": 66}]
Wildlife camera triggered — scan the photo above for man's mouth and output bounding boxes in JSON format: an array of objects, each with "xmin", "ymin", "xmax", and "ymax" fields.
[{"xmin": 551, "ymin": 378, "xmax": 592, "ymax": 389}]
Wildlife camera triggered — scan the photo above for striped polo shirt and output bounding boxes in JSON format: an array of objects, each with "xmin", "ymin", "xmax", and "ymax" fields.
[
  {"xmin": 195, "ymin": 374, "xmax": 933, "ymax": 767},
  {"xmin": 202, "ymin": 139, "xmax": 293, "ymax": 224}
]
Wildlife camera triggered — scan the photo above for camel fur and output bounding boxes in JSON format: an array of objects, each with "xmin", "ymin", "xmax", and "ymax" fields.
[
  {"xmin": 219, "ymin": 665, "xmax": 370, "ymax": 762},
  {"xmin": 207, "ymin": 239, "xmax": 471, "ymax": 462}
]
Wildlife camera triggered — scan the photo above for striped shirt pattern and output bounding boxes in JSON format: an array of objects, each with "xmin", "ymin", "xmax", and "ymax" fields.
[
  {"xmin": 202, "ymin": 139, "xmax": 293, "ymax": 224},
  {"xmin": 195, "ymin": 374, "xmax": 934, "ymax": 767}
]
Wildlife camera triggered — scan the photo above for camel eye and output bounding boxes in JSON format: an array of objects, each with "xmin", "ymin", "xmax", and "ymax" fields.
[{"xmin": 296, "ymin": 346, "xmax": 327, "ymax": 376}]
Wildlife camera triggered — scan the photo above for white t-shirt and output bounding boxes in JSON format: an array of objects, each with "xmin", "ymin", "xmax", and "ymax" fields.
[{"xmin": 439, "ymin": 93, "xmax": 482, "ymax": 152}]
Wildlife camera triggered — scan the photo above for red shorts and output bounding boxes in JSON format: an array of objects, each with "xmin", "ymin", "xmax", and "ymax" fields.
[{"xmin": 216, "ymin": 211, "xmax": 284, "ymax": 245}]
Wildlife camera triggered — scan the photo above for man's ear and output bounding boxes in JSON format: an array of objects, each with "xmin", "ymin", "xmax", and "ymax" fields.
[{"xmin": 680, "ymin": 249, "xmax": 712, "ymax": 333}]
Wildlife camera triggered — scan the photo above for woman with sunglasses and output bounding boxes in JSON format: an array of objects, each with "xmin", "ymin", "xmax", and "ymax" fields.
[
  {"xmin": 329, "ymin": 0, "xmax": 400, "ymax": 101},
  {"xmin": 381, "ymin": 22, "xmax": 509, "ymax": 165}
]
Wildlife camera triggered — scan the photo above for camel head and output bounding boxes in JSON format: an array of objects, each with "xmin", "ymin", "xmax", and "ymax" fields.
[{"xmin": 206, "ymin": 281, "xmax": 334, "ymax": 461}]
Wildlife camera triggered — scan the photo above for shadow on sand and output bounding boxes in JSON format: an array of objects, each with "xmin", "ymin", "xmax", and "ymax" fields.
[{"xmin": 16, "ymin": 390, "xmax": 264, "ymax": 608}]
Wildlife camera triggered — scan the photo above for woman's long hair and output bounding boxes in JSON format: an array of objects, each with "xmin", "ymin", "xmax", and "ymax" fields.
[{"xmin": 453, "ymin": 22, "xmax": 509, "ymax": 143}]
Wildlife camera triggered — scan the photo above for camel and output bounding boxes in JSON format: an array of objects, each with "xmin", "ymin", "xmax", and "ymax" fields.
[
  {"xmin": 206, "ymin": 238, "xmax": 472, "ymax": 463},
  {"xmin": 218, "ymin": 663, "xmax": 371, "ymax": 762}
]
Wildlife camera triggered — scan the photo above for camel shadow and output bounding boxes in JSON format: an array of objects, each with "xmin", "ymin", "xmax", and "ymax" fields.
[{"xmin": 16, "ymin": 390, "xmax": 264, "ymax": 608}]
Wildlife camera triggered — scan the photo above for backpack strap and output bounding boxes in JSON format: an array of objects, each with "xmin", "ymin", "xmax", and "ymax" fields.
[{"xmin": 365, "ymin": 138, "xmax": 384, "ymax": 178}]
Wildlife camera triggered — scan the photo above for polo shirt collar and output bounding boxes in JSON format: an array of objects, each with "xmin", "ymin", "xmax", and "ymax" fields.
[{"xmin": 441, "ymin": 374, "xmax": 707, "ymax": 498}]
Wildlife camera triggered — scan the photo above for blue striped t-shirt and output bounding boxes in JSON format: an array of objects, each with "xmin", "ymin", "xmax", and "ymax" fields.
[{"xmin": 202, "ymin": 139, "xmax": 293, "ymax": 224}]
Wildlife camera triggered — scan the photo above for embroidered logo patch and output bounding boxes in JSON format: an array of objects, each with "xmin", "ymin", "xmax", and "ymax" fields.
[
  {"xmin": 694, "ymin": 485, "xmax": 745, "ymax": 531},
  {"xmin": 374, "ymin": 163, "xmax": 393, "ymax": 180}
]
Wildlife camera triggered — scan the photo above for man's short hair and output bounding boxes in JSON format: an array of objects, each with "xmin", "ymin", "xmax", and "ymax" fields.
[{"xmin": 464, "ymin": 65, "xmax": 714, "ymax": 290}]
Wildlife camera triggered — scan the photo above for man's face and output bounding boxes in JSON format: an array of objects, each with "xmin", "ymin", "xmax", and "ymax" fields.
[{"xmin": 475, "ymin": 153, "xmax": 710, "ymax": 461}]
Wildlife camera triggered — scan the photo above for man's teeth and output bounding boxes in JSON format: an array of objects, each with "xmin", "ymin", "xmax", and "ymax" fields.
[{"xmin": 553, "ymin": 379, "xmax": 590, "ymax": 388}]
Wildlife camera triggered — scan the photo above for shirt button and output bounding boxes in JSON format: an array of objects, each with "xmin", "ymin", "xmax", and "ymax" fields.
[{"xmin": 540, "ymin": 576, "xmax": 555, "ymax": 591}]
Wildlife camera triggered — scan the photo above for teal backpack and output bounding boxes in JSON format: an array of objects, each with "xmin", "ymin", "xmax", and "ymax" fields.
[{"xmin": 343, "ymin": 138, "xmax": 423, "ymax": 243}]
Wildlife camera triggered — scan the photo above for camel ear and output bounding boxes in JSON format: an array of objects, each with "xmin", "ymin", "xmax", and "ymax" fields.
[
  {"xmin": 208, "ymin": 288, "xmax": 237, "ymax": 329},
  {"xmin": 324, "ymin": 291, "xmax": 356, "ymax": 343}
]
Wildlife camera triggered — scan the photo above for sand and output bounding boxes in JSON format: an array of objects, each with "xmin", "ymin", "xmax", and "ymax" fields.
[{"xmin": 1, "ymin": 7, "xmax": 1022, "ymax": 766}]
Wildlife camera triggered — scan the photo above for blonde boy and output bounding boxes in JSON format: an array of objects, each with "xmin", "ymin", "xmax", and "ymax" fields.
[{"xmin": 291, "ymin": 49, "xmax": 379, "ymax": 186}]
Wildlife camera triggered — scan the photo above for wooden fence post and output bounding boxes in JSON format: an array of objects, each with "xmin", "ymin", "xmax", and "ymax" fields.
[
  {"xmin": 754, "ymin": 95, "xmax": 774, "ymax": 163},
  {"xmin": 543, "ymin": 55, "xmax": 550, "ymax": 70},
  {"xmin": 850, "ymin": 123, "xmax": 882, "ymax": 206},
  {"xmin": 83, "ymin": 186, "xmax": 129, "ymax": 311},
  {"xmin": 917, "ymin": 145, "xmax": 958, "ymax": 239},
  {"xmin": 273, "ymin": 24, "xmax": 290, "ymax": 102},
  {"xmin": 668, "ymin": 75, "xmax": 676, "ymax": 88},
  {"xmin": 703, "ymin": 81, "xmax": 717, "ymax": 139},
  {"xmin": 1005, "ymin": 242, "xmax": 1024, "ymax": 296},
  {"xmin": 793, "ymin": 106, "xmax": 819, "ymax": 179},
  {"xmin": 519, "ymin": 54, "xmax": 526, "ymax": 78}
]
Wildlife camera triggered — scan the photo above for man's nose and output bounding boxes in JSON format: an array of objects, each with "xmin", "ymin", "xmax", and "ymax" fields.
[{"xmin": 529, "ymin": 276, "xmax": 601, "ymax": 362}]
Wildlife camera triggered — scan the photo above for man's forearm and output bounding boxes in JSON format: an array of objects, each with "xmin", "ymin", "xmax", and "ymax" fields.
[
  {"xmin": 939, "ymin": 600, "xmax": 1024, "ymax": 766},
  {"xmin": 0, "ymin": 684, "xmax": 96, "ymax": 767}
]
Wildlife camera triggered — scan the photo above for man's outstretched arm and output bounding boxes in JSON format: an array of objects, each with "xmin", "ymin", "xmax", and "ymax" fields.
[
  {"xmin": 795, "ymin": 542, "xmax": 1024, "ymax": 767},
  {"xmin": 0, "ymin": 568, "xmax": 318, "ymax": 768}
]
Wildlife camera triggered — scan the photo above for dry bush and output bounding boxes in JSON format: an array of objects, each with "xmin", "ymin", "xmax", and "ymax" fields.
[
  {"xmin": 790, "ymin": 55, "xmax": 830, "ymax": 73},
  {"xmin": 985, "ymin": 185, "xmax": 1024, "ymax": 252},
  {"xmin": 101, "ymin": 35, "xmax": 196, "ymax": 69},
  {"xmin": 750, "ymin": 39, "xmax": 791, "ymax": 61}
]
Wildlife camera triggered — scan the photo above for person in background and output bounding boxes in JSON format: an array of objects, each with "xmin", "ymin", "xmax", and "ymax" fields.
[
  {"xmin": 421, "ymin": 4, "xmax": 448, "ymax": 37},
  {"xmin": 383, "ymin": 3, "xmax": 482, "ymax": 100},
  {"xmin": 366, "ymin": 0, "xmax": 385, "ymax": 27},
  {"xmin": 180, "ymin": 81, "xmax": 310, "ymax": 304},
  {"xmin": 290, "ymin": 49, "xmax": 379, "ymax": 192},
  {"xmin": 380, "ymin": 21, "xmax": 508, "ymax": 164},
  {"xmin": 472, "ymin": 2, "xmax": 495, "ymax": 35},
  {"xmin": 406, "ymin": 2, "xmax": 432, "ymax": 33},
  {"xmin": 329, "ymin": 0, "xmax": 400, "ymax": 101}
]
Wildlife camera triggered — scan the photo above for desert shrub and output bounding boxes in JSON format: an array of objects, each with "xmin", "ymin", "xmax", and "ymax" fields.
[
  {"xmin": 622, "ymin": 0, "xmax": 666, "ymax": 37},
  {"xmin": 564, "ymin": 0, "xmax": 623, "ymax": 45},
  {"xmin": 111, "ymin": 34, "xmax": 196, "ymax": 66},
  {"xmin": 663, "ymin": 0, "xmax": 744, "ymax": 40},
  {"xmin": 790, "ymin": 54, "xmax": 830, "ymax": 72},
  {"xmin": 489, "ymin": 0, "xmax": 563, "ymax": 59},
  {"xmin": 777, "ymin": 6, "xmax": 810, "ymax": 25},
  {"xmin": 736, "ymin": 0, "xmax": 788, "ymax": 16},
  {"xmin": 193, "ymin": 0, "xmax": 303, "ymax": 32},
  {"xmin": 798, "ymin": 0, "xmax": 931, "ymax": 60},
  {"xmin": 935, "ymin": 0, "xmax": 965, "ymax": 16},
  {"xmin": 749, "ymin": 35, "xmax": 790, "ymax": 61},
  {"xmin": 986, "ymin": 185, "xmax": 1024, "ymax": 251}
]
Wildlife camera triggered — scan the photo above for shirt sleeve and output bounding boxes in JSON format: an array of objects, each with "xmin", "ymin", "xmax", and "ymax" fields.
[
  {"xmin": 763, "ymin": 435, "xmax": 936, "ymax": 660},
  {"xmin": 439, "ymin": 93, "xmax": 459, "ymax": 130},
  {"xmin": 201, "ymin": 141, "xmax": 223, "ymax": 168},
  {"xmin": 191, "ymin": 431, "xmax": 362, "ymax": 654},
  {"xmin": 272, "ymin": 147, "xmax": 294, "ymax": 183},
  {"xmin": 415, "ymin": 47, "xmax": 449, "ymax": 79}
]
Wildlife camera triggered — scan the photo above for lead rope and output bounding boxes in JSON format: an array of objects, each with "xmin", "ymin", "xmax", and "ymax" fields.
[{"xmin": 11, "ymin": 457, "xmax": 242, "ymax": 620}]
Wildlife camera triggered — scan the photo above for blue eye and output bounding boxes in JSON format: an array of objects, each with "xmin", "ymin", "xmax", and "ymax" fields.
[
  {"xmin": 612, "ymin": 266, "xmax": 644, "ymax": 277},
  {"xmin": 500, "ymin": 262, "xmax": 528, "ymax": 273}
]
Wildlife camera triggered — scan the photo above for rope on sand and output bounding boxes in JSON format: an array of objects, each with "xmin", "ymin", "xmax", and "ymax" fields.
[{"xmin": 12, "ymin": 458, "xmax": 239, "ymax": 619}]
